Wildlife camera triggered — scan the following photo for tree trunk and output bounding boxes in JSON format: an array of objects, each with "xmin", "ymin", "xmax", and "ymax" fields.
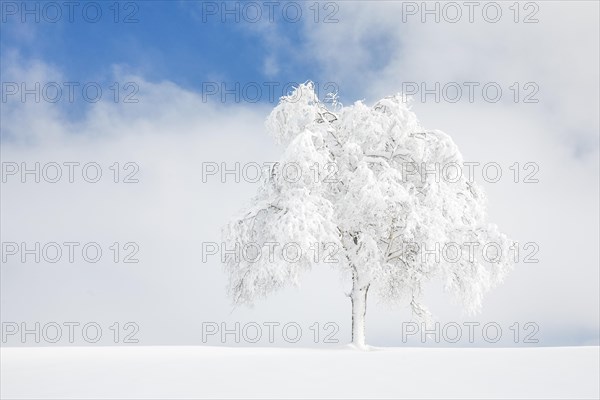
[{"xmin": 350, "ymin": 275, "xmax": 369, "ymax": 349}]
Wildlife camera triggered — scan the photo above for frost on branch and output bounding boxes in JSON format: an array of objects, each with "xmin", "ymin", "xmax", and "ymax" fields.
[{"xmin": 223, "ymin": 82, "xmax": 513, "ymax": 344}]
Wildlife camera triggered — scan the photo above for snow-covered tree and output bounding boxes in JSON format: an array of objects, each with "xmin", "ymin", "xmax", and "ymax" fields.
[{"xmin": 223, "ymin": 82, "xmax": 513, "ymax": 348}]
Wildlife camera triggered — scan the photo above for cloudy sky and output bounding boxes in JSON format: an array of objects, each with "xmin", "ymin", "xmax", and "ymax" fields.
[{"xmin": 1, "ymin": 1, "xmax": 598, "ymax": 347}]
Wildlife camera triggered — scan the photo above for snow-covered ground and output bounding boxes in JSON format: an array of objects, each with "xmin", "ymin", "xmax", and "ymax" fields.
[{"xmin": 1, "ymin": 346, "xmax": 598, "ymax": 399}]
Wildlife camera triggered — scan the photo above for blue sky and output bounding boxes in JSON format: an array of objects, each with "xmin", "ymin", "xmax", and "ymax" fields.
[{"xmin": 1, "ymin": 1, "xmax": 319, "ymax": 102}]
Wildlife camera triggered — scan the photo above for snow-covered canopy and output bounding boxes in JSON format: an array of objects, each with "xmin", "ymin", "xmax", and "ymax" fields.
[{"xmin": 224, "ymin": 82, "xmax": 512, "ymax": 318}]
